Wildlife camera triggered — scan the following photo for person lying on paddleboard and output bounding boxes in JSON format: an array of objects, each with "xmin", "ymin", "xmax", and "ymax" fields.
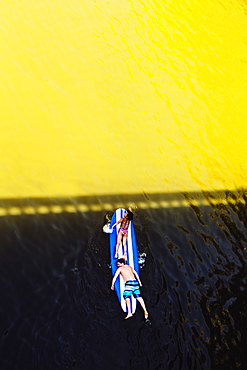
[
  {"xmin": 111, "ymin": 258, "xmax": 148, "ymax": 320},
  {"xmin": 111, "ymin": 207, "xmax": 133, "ymax": 259}
]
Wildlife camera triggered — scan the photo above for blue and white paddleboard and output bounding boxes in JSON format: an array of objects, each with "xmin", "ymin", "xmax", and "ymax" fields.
[{"xmin": 110, "ymin": 208, "xmax": 139, "ymax": 313}]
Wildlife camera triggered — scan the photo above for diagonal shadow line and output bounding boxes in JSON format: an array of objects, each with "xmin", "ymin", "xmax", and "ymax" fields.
[{"xmin": 0, "ymin": 188, "xmax": 246, "ymax": 216}]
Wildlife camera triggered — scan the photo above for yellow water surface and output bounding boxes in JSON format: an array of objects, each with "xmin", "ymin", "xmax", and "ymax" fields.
[{"xmin": 1, "ymin": 0, "xmax": 247, "ymax": 198}]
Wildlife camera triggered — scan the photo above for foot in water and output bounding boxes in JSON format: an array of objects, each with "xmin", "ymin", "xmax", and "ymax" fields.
[
  {"xmin": 123, "ymin": 253, "xmax": 127, "ymax": 259},
  {"xmin": 114, "ymin": 253, "xmax": 118, "ymax": 259},
  {"xmin": 144, "ymin": 311, "xmax": 151, "ymax": 325},
  {"xmin": 124, "ymin": 313, "xmax": 133, "ymax": 320}
]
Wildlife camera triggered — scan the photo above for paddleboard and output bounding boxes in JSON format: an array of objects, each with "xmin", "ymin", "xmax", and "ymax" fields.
[{"xmin": 109, "ymin": 208, "xmax": 139, "ymax": 313}]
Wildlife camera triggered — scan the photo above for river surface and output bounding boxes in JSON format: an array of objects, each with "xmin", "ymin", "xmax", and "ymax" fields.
[
  {"xmin": 1, "ymin": 0, "xmax": 247, "ymax": 197},
  {"xmin": 0, "ymin": 191, "xmax": 246, "ymax": 369},
  {"xmin": 0, "ymin": 0, "xmax": 247, "ymax": 369}
]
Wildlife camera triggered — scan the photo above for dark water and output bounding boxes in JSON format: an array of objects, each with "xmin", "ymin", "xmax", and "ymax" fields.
[{"xmin": 0, "ymin": 191, "xmax": 246, "ymax": 370}]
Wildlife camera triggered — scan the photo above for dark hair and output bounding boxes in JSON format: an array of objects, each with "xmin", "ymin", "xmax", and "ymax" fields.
[
  {"xmin": 126, "ymin": 210, "xmax": 133, "ymax": 220},
  {"xmin": 117, "ymin": 258, "xmax": 126, "ymax": 264}
]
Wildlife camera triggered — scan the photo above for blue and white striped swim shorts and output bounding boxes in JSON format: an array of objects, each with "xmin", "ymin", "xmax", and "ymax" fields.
[{"xmin": 123, "ymin": 280, "xmax": 141, "ymax": 299}]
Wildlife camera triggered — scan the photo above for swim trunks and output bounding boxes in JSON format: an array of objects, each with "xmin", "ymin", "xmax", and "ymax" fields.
[
  {"xmin": 123, "ymin": 280, "xmax": 141, "ymax": 299},
  {"xmin": 120, "ymin": 228, "xmax": 128, "ymax": 235}
]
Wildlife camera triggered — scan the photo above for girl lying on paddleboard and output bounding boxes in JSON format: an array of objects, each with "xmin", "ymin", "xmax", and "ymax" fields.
[{"xmin": 111, "ymin": 207, "xmax": 133, "ymax": 259}]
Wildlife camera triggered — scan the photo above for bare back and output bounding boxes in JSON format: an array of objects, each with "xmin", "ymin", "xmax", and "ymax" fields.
[{"xmin": 118, "ymin": 265, "xmax": 135, "ymax": 282}]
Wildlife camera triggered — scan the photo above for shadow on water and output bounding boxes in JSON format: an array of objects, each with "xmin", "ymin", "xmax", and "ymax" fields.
[{"xmin": 0, "ymin": 190, "xmax": 246, "ymax": 369}]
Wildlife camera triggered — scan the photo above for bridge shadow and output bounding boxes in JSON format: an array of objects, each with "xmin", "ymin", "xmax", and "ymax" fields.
[
  {"xmin": 0, "ymin": 188, "xmax": 246, "ymax": 215},
  {"xmin": 0, "ymin": 188, "xmax": 246, "ymax": 370}
]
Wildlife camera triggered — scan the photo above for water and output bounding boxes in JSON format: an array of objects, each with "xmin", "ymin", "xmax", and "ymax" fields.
[
  {"xmin": 1, "ymin": 0, "xmax": 247, "ymax": 197},
  {"xmin": 0, "ymin": 191, "xmax": 246, "ymax": 369},
  {"xmin": 0, "ymin": 0, "xmax": 247, "ymax": 368}
]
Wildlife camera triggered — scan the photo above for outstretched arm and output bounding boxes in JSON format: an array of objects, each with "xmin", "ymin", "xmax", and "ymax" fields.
[
  {"xmin": 111, "ymin": 218, "xmax": 123, "ymax": 229},
  {"xmin": 111, "ymin": 268, "xmax": 121, "ymax": 290}
]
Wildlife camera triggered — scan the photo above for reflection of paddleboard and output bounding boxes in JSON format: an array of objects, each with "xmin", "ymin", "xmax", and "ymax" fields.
[{"xmin": 110, "ymin": 208, "xmax": 139, "ymax": 313}]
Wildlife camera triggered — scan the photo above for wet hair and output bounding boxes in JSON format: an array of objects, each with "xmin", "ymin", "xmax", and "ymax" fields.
[
  {"xmin": 126, "ymin": 209, "xmax": 133, "ymax": 220},
  {"xmin": 116, "ymin": 258, "xmax": 126, "ymax": 265}
]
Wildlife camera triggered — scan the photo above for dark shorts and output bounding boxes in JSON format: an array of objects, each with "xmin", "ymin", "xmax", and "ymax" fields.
[{"xmin": 123, "ymin": 280, "xmax": 141, "ymax": 299}]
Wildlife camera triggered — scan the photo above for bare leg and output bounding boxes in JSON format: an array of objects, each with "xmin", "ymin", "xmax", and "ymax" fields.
[
  {"xmin": 122, "ymin": 234, "xmax": 128, "ymax": 259},
  {"xmin": 124, "ymin": 298, "xmax": 133, "ymax": 319},
  {"xmin": 136, "ymin": 297, "xmax": 148, "ymax": 319},
  {"xmin": 114, "ymin": 231, "xmax": 123, "ymax": 258}
]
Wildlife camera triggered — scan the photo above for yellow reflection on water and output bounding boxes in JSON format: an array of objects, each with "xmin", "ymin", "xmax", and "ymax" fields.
[{"xmin": 0, "ymin": 0, "xmax": 246, "ymax": 198}]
